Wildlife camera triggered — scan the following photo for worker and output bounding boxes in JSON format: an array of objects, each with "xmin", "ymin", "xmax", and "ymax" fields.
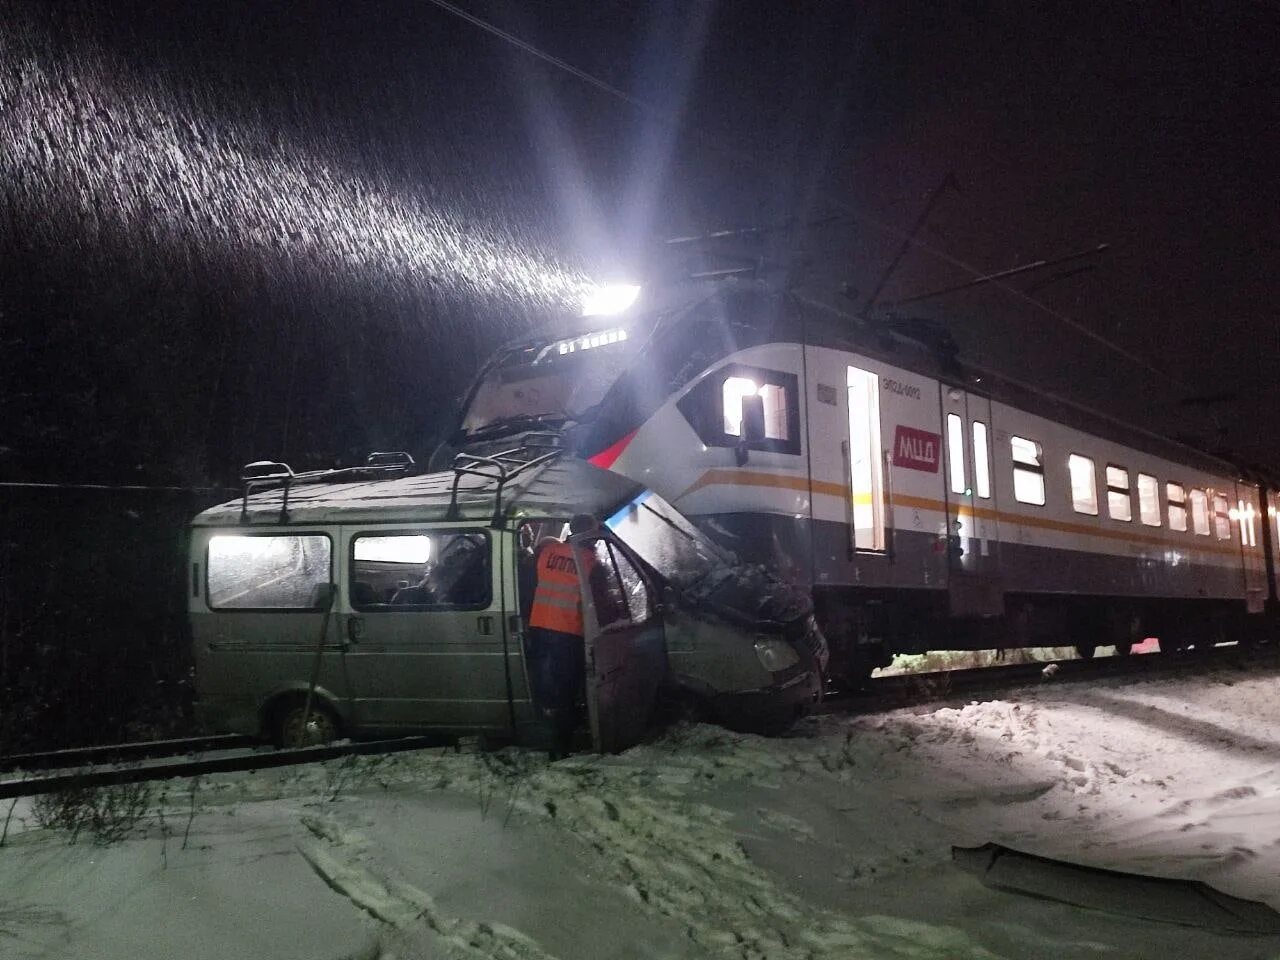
[{"xmin": 526, "ymin": 513, "xmax": 602, "ymax": 757}]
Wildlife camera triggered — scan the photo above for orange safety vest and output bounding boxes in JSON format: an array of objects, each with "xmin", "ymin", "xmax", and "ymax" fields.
[{"xmin": 528, "ymin": 540, "xmax": 595, "ymax": 635}]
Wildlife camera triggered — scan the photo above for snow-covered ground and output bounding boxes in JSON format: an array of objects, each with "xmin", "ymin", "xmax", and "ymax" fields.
[{"xmin": 4, "ymin": 661, "xmax": 1280, "ymax": 959}]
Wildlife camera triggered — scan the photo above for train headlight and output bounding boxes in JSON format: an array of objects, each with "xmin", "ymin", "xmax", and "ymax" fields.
[
  {"xmin": 582, "ymin": 283, "xmax": 640, "ymax": 317},
  {"xmin": 754, "ymin": 636, "xmax": 800, "ymax": 672}
]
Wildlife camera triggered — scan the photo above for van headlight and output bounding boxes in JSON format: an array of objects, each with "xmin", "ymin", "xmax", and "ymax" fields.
[{"xmin": 754, "ymin": 636, "xmax": 800, "ymax": 672}]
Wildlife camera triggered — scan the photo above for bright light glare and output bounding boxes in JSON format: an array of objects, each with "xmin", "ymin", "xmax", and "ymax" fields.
[
  {"xmin": 721, "ymin": 376, "xmax": 758, "ymax": 436},
  {"xmin": 582, "ymin": 283, "xmax": 640, "ymax": 316},
  {"xmin": 209, "ymin": 534, "xmax": 285, "ymax": 560},
  {"xmin": 354, "ymin": 535, "xmax": 431, "ymax": 564}
]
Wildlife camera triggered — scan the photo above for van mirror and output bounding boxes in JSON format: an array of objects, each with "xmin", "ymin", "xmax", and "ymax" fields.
[{"xmin": 309, "ymin": 582, "xmax": 337, "ymax": 611}]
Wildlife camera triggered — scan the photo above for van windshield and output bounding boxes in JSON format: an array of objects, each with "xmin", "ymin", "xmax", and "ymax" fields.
[{"xmin": 605, "ymin": 490, "xmax": 810, "ymax": 625}]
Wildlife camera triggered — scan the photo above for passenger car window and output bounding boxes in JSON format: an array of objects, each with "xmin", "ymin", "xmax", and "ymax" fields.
[
  {"xmin": 947, "ymin": 414, "xmax": 966, "ymax": 495},
  {"xmin": 1189, "ymin": 489, "xmax": 1210, "ymax": 536},
  {"xmin": 1167, "ymin": 483, "xmax": 1187, "ymax": 531},
  {"xmin": 1068, "ymin": 454, "xmax": 1098, "ymax": 515},
  {"xmin": 1106, "ymin": 465, "xmax": 1132, "ymax": 522},
  {"xmin": 1010, "ymin": 436, "xmax": 1045, "ymax": 505},
  {"xmin": 1137, "ymin": 474, "xmax": 1161, "ymax": 526},
  {"xmin": 972, "ymin": 421, "xmax": 991, "ymax": 499},
  {"xmin": 207, "ymin": 534, "xmax": 331, "ymax": 610},
  {"xmin": 1211, "ymin": 494, "xmax": 1231, "ymax": 540},
  {"xmin": 350, "ymin": 530, "xmax": 490, "ymax": 610}
]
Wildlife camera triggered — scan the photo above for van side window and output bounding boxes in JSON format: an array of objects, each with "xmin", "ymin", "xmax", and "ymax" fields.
[
  {"xmin": 1167, "ymin": 483, "xmax": 1187, "ymax": 531},
  {"xmin": 1068, "ymin": 454, "xmax": 1097, "ymax": 514},
  {"xmin": 591, "ymin": 540, "xmax": 652, "ymax": 628},
  {"xmin": 1189, "ymin": 489, "xmax": 1210, "ymax": 536},
  {"xmin": 351, "ymin": 531, "xmax": 490, "ymax": 610},
  {"xmin": 1010, "ymin": 436, "xmax": 1045, "ymax": 505},
  {"xmin": 207, "ymin": 534, "xmax": 331, "ymax": 610}
]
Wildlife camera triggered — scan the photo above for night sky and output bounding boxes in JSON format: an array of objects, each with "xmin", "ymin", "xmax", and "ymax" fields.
[{"xmin": 2, "ymin": 0, "xmax": 1277, "ymax": 482}]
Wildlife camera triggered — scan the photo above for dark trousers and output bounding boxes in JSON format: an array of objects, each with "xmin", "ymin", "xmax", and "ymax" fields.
[{"xmin": 527, "ymin": 627, "xmax": 585, "ymax": 752}]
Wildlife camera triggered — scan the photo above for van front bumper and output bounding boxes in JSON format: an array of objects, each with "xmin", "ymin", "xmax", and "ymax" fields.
[{"xmin": 712, "ymin": 663, "xmax": 822, "ymax": 735}]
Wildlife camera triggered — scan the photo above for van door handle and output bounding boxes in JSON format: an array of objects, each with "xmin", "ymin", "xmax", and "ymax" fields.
[
  {"xmin": 348, "ymin": 617, "xmax": 364, "ymax": 644},
  {"xmin": 476, "ymin": 615, "xmax": 494, "ymax": 636}
]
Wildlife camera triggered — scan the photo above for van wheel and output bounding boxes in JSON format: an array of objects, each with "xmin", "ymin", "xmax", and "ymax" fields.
[{"xmin": 274, "ymin": 699, "xmax": 339, "ymax": 748}]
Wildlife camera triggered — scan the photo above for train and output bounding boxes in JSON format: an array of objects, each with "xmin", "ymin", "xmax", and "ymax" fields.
[{"xmin": 435, "ymin": 273, "xmax": 1277, "ymax": 686}]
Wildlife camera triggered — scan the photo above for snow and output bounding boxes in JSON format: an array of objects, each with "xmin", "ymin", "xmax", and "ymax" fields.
[{"xmin": 4, "ymin": 664, "xmax": 1280, "ymax": 959}]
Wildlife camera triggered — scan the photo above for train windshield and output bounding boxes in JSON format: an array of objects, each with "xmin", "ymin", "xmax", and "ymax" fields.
[{"xmin": 461, "ymin": 326, "xmax": 638, "ymax": 436}]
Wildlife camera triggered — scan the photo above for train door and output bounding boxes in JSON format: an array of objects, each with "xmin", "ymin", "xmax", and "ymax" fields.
[
  {"xmin": 340, "ymin": 525, "xmax": 515, "ymax": 732},
  {"xmin": 846, "ymin": 365, "xmax": 886, "ymax": 552},
  {"xmin": 569, "ymin": 530, "xmax": 668, "ymax": 752},
  {"xmin": 1236, "ymin": 483, "xmax": 1266, "ymax": 614},
  {"xmin": 941, "ymin": 388, "xmax": 1004, "ymax": 616}
]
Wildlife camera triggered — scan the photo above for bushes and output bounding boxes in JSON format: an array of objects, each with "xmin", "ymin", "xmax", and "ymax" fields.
[{"xmin": 30, "ymin": 779, "xmax": 156, "ymax": 845}]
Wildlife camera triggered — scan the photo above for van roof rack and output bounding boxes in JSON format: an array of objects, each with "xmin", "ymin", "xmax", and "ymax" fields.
[
  {"xmin": 448, "ymin": 437, "xmax": 564, "ymax": 526},
  {"xmin": 239, "ymin": 451, "xmax": 416, "ymax": 523}
]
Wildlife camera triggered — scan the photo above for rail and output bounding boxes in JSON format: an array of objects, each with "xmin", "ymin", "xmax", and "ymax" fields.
[
  {"xmin": 0, "ymin": 735, "xmax": 445, "ymax": 801},
  {"xmin": 0, "ymin": 734, "xmax": 254, "ymax": 774},
  {"xmin": 822, "ymin": 640, "xmax": 1280, "ymax": 713}
]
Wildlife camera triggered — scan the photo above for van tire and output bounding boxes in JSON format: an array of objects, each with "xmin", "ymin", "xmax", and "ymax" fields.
[{"xmin": 272, "ymin": 698, "xmax": 340, "ymax": 748}]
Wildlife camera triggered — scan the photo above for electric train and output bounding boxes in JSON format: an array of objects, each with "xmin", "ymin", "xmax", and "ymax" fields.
[{"xmin": 436, "ymin": 276, "xmax": 1277, "ymax": 684}]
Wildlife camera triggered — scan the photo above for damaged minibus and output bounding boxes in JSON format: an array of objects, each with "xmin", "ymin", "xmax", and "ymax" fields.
[{"xmin": 189, "ymin": 447, "xmax": 825, "ymax": 752}]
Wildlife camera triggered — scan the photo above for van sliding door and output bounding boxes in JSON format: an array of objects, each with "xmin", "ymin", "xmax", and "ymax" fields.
[{"xmin": 340, "ymin": 526, "xmax": 513, "ymax": 733}]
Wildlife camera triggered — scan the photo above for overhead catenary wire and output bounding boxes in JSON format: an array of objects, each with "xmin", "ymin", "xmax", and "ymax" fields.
[{"xmin": 419, "ymin": 0, "xmax": 1188, "ymax": 391}]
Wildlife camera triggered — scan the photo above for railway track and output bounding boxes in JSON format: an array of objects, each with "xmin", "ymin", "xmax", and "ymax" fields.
[
  {"xmin": 0, "ymin": 735, "xmax": 448, "ymax": 801},
  {"xmin": 4, "ymin": 642, "xmax": 1275, "ymax": 801},
  {"xmin": 0, "ymin": 734, "xmax": 256, "ymax": 774},
  {"xmin": 823, "ymin": 641, "xmax": 1280, "ymax": 714}
]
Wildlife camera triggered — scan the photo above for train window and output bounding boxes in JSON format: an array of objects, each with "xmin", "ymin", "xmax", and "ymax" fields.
[
  {"xmin": 1137, "ymin": 474, "xmax": 1161, "ymax": 526},
  {"xmin": 207, "ymin": 534, "xmax": 331, "ymax": 610},
  {"xmin": 1167, "ymin": 483, "xmax": 1188, "ymax": 531},
  {"xmin": 972, "ymin": 421, "xmax": 991, "ymax": 498},
  {"xmin": 350, "ymin": 530, "xmax": 491, "ymax": 610},
  {"xmin": 1237, "ymin": 499, "xmax": 1257, "ymax": 547},
  {"xmin": 946, "ymin": 414, "xmax": 966, "ymax": 494},
  {"xmin": 1212, "ymin": 494, "xmax": 1231, "ymax": 540},
  {"xmin": 679, "ymin": 363, "xmax": 801, "ymax": 456},
  {"xmin": 1010, "ymin": 436, "xmax": 1045, "ymax": 506},
  {"xmin": 1189, "ymin": 489, "xmax": 1210, "ymax": 536},
  {"xmin": 1068, "ymin": 454, "xmax": 1098, "ymax": 514},
  {"xmin": 1106, "ymin": 465, "xmax": 1132, "ymax": 522},
  {"xmin": 722, "ymin": 378, "xmax": 790, "ymax": 441}
]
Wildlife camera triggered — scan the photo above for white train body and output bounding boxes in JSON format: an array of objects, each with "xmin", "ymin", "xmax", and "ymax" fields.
[{"xmin": 444, "ymin": 279, "xmax": 1276, "ymax": 676}]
